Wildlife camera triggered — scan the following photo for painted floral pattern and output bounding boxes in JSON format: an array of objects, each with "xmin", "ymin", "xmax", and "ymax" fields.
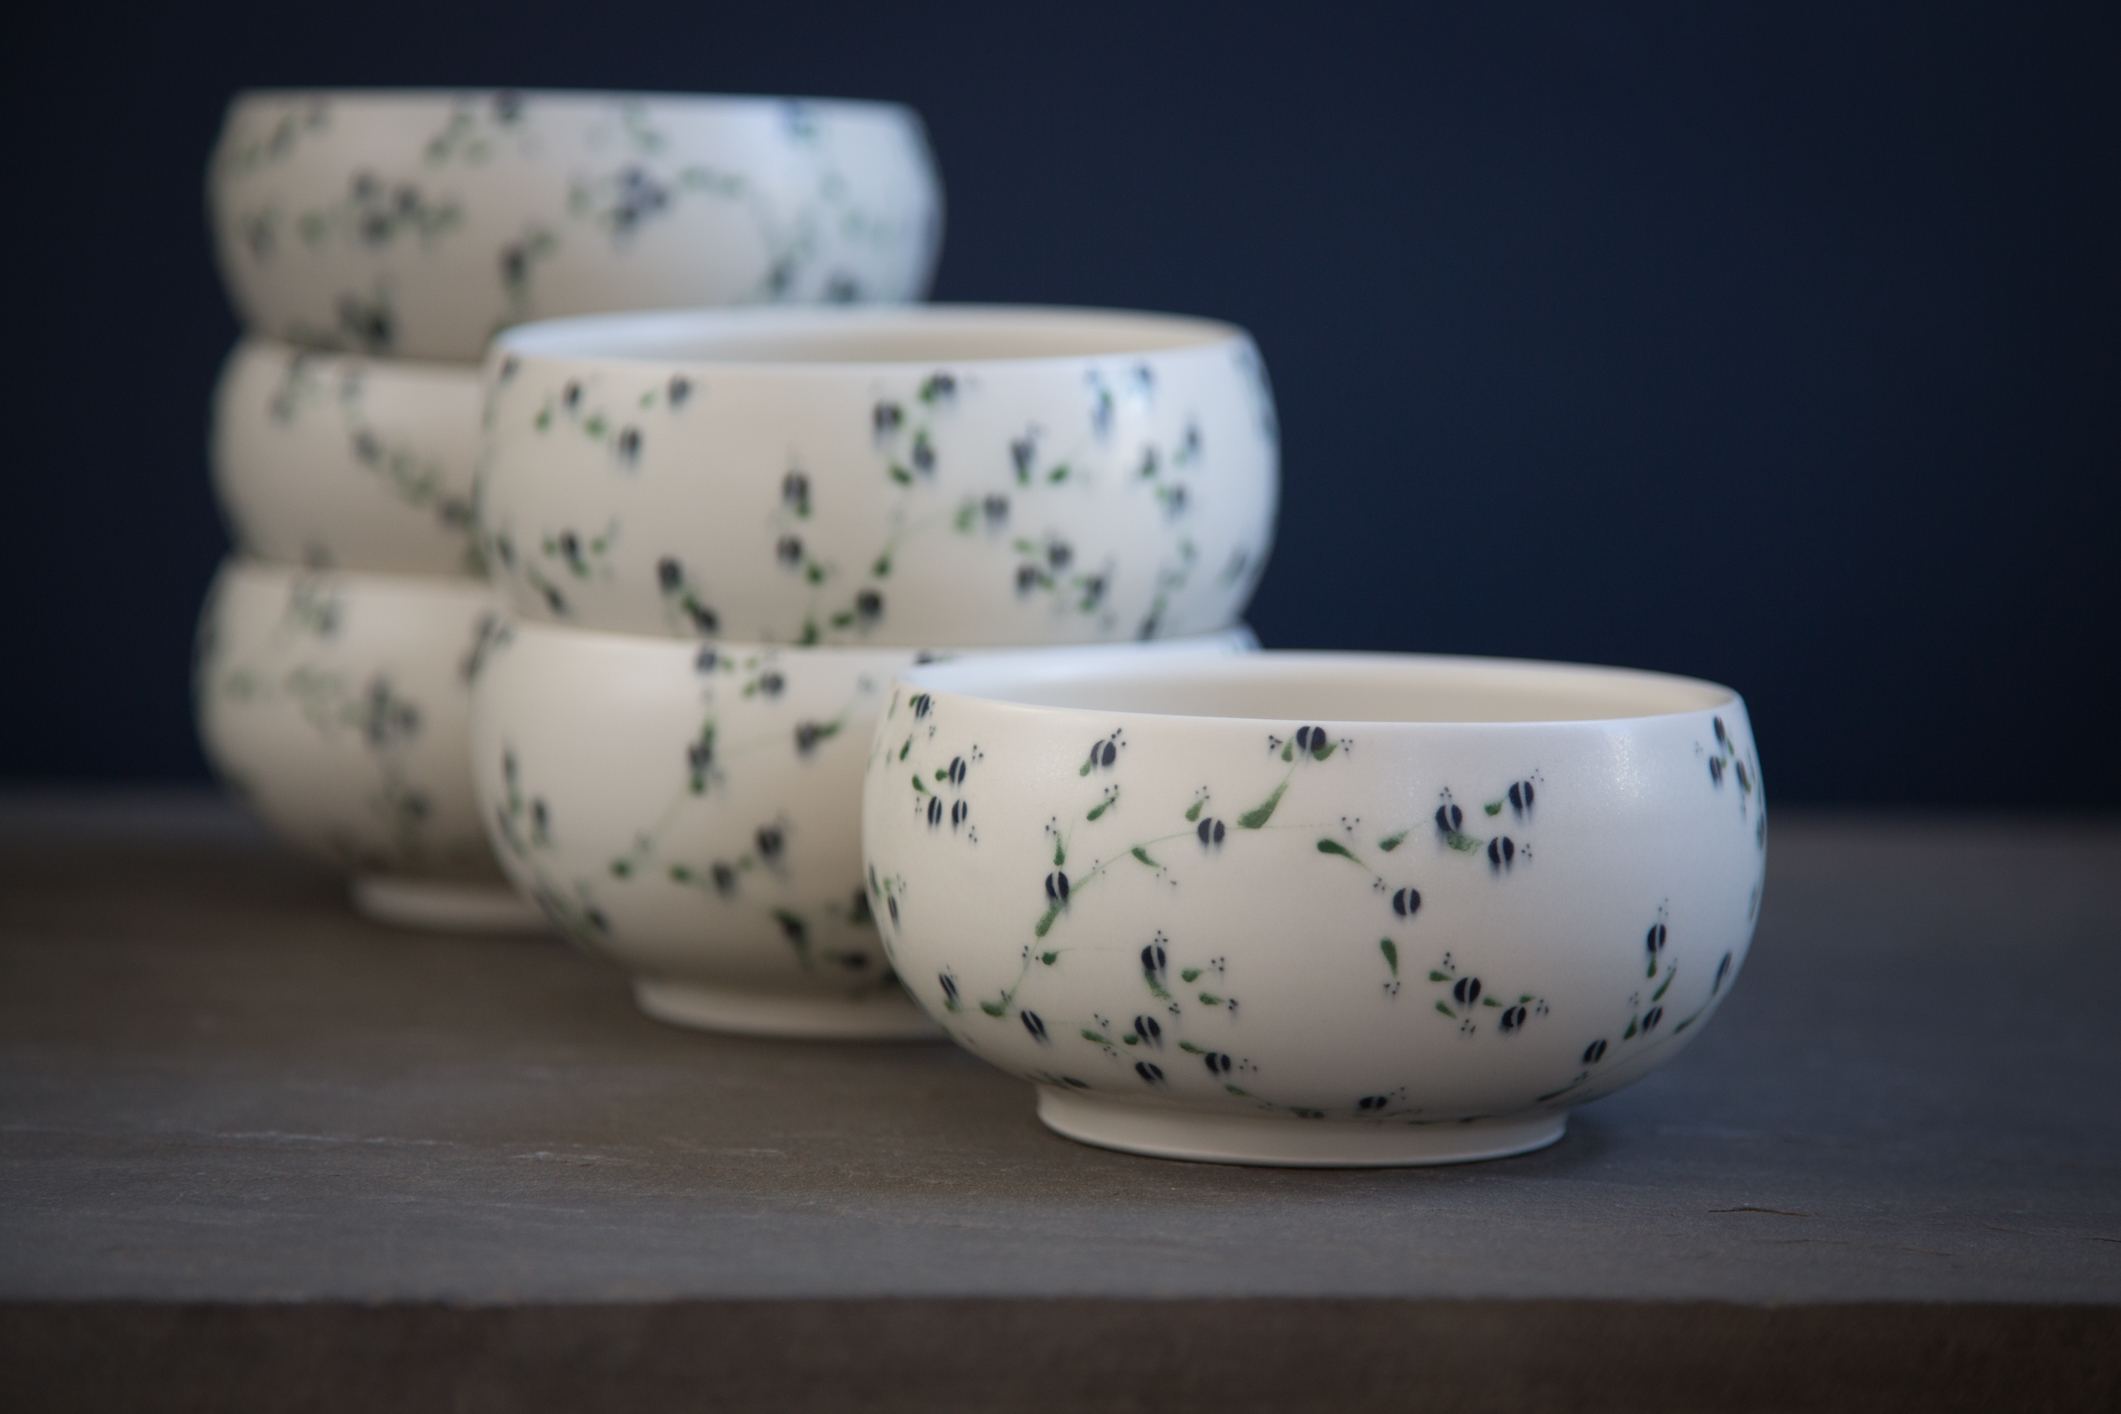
[
  {"xmin": 210, "ymin": 91, "xmax": 943, "ymax": 362},
  {"xmin": 470, "ymin": 626, "xmax": 905, "ymax": 1000},
  {"xmin": 861, "ymin": 671, "xmax": 1765, "ymax": 1134},
  {"xmin": 194, "ymin": 561, "xmax": 503, "ymax": 879},
  {"xmin": 477, "ymin": 327, "xmax": 1277, "ymax": 647},
  {"xmin": 468, "ymin": 623, "xmax": 1259, "ymax": 1016},
  {"xmin": 212, "ymin": 337, "xmax": 485, "ymax": 577}
]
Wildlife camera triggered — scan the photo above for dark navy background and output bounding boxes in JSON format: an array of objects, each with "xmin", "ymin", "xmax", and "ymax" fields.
[{"xmin": 3, "ymin": 2, "xmax": 2114, "ymax": 804}]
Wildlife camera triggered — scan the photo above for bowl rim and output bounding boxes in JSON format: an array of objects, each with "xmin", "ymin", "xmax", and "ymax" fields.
[
  {"xmin": 491, "ymin": 611, "xmax": 1260, "ymax": 660},
  {"xmin": 488, "ymin": 303, "xmax": 1250, "ymax": 374},
  {"xmin": 212, "ymin": 556, "xmax": 503, "ymax": 606},
  {"xmin": 222, "ymin": 88, "xmax": 920, "ymax": 123},
  {"xmin": 222, "ymin": 333, "xmax": 484, "ymax": 384},
  {"xmin": 891, "ymin": 649, "xmax": 1743, "ymax": 730}
]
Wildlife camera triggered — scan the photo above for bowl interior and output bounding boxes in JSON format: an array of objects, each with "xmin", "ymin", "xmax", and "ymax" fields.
[
  {"xmin": 494, "ymin": 305, "xmax": 1240, "ymax": 367},
  {"xmin": 901, "ymin": 652, "xmax": 1734, "ymax": 725}
]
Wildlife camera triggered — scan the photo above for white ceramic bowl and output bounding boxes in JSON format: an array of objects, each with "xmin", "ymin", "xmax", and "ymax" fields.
[
  {"xmin": 476, "ymin": 305, "xmax": 1279, "ymax": 647},
  {"xmin": 195, "ymin": 558, "xmax": 540, "ymax": 931},
  {"xmin": 211, "ymin": 336, "xmax": 485, "ymax": 576},
  {"xmin": 469, "ymin": 618, "xmax": 1258, "ymax": 1038},
  {"xmin": 861, "ymin": 652, "xmax": 1767, "ymax": 1166},
  {"xmin": 209, "ymin": 89, "xmax": 942, "ymax": 362}
]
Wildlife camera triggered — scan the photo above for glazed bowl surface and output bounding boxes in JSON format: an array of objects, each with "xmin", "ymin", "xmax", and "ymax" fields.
[
  {"xmin": 195, "ymin": 558, "xmax": 538, "ymax": 930},
  {"xmin": 209, "ymin": 89, "xmax": 941, "ymax": 362},
  {"xmin": 861, "ymin": 651, "xmax": 1766, "ymax": 1165},
  {"xmin": 469, "ymin": 619, "xmax": 1257, "ymax": 1039},
  {"xmin": 477, "ymin": 304, "xmax": 1278, "ymax": 647},
  {"xmin": 212, "ymin": 336, "xmax": 484, "ymax": 576}
]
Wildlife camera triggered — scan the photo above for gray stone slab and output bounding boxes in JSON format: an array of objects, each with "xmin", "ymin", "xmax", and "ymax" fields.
[{"xmin": 2, "ymin": 792, "xmax": 2116, "ymax": 1304}]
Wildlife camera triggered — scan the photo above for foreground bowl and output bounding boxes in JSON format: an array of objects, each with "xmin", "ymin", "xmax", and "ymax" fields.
[
  {"xmin": 469, "ymin": 618, "xmax": 1257, "ymax": 1038},
  {"xmin": 209, "ymin": 89, "xmax": 942, "ymax": 362},
  {"xmin": 862, "ymin": 652, "xmax": 1767, "ymax": 1166},
  {"xmin": 195, "ymin": 558, "xmax": 541, "ymax": 931},
  {"xmin": 477, "ymin": 305, "xmax": 1279, "ymax": 646},
  {"xmin": 212, "ymin": 336, "xmax": 484, "ymax": 576}
]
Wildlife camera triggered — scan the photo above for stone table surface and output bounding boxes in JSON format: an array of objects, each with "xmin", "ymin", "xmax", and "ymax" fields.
[{"xmin": 2, "ymin": 791, "xmax": 2115, "ymax": 1310}]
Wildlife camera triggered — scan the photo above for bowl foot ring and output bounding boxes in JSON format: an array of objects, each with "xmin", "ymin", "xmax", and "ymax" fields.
[
  {"xmin": 631, "ymin": 978, "xmax": 945, "ymax": 1041},
  {"xmin": 1035, "ymin": 1088, "xmax": 1567, "ymax": 1167},
  {"xmin": 350, "ymin": 877, "xmax": 549, "ymax": 934}
]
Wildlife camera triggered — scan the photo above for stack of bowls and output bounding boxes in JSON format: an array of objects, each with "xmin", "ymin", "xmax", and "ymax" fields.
[
  {"xmin": 192, "ymin": 89, "xmax": 942, "ymax": 929},
  {"xmin": 467, "ymin": 304, "xmax": 1281, "ymax": 1036}
]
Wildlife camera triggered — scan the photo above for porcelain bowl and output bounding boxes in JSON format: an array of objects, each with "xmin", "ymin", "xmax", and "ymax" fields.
[
  {"xmin": 212, "ymin": 336, "xmax": 484, "ymax": 576},
  {"xmin": 195, "ymin": 558, "xmax": 541, "ymax": 931},
  {"xmin": 469, "ymin": 619, "xmax": 1258, "ymax": 1039},
  {"xmin": 861, "ymin": 652, "xmax": 1767, "ymax": 1166},
  {"xmin": 208, "ymin": 89, "xmax": 942, "ymax": 362},
  {"xmin": 477, "ymin": 305, "xmax": 1279, "ymax": 647}
]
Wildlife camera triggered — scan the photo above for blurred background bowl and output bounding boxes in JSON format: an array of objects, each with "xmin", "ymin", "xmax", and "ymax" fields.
[
  {"xmin": 863, "ymin": 650, "xmax": 1766, "ymax": 1166},
  {"xmin": 477, "ymin": 304, "xmax": 1278, "ymax": 646},
  {"xmin": 208, "ymin": 89, "xmax": 943, "ymax": 361},
  {"xmin": 211, "ymin": 336, "xmax": 485, "ymax": 575},
  {"xmin": 195, "ymin": 557, "xmax": 537, "ymax": 930},
  {"xmin": 470, "ymin": 618, "xmax": 1258, "ymax": 1038}
]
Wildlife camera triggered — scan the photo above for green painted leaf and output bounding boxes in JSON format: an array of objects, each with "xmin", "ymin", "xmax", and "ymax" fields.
[
  {"xmin": 1647, "ymin": 957, "xmax": 1657, "ymax": 978},
  {"xmin": 1312, "ymin": 741, "xmax": 1337, "ymax": 761},
  {"xmin": 1199, "ymin": 992, "xmax": 1223, "ymax": 1006},
  {"xmin": 1181, "ymin": 968, "xmax": 1202, "ymax": 983},
  {"xmin": 1381, "ymin": 939, "xmax": 1399, "ymax": 976},
  {"xmin": 1435, "ymin": 1000, "xmax": 1456, "ymax": 1018},
  {"xmin": 888, "ymin": 465, "xmax": 913, "ymax": 485},
  {"xmin": 1079, "ymin": 760, "xmax": 1093, "ymax": 777},
  {"xmin": 1281, "ymin": 742, "xmax": 1294, "ymax": 762},
  {"xmin": 1122, "ymin": 1034, "xmax": 1138, "ymax": 1045},
  {"xmin": 1131, "ymin": 846, "xmax": 1157, "ymax": 867},
  {"xmin": 1379, "ymin": 831, "xmax": 1407, "ymax": 852},
  {"xmin": 1485, "ymin": 801, "xmax": 1503, "ymax": 816},
  {"xmin": 1178, "ymin": 1041, "xmax": 1204, "ymax": 1054},
  {"xmin": 1185, "ymin": 799, "xmax": 1204, "ymax": 822},
  {"xmin": 979, "ymin": 1001, "xmax": 1006, "ymax": 1017},
  {"xmin": 1316, "ymin": 838, "xmax": 1359, "ymax": 862},
  {"xmin": 610, "ymin": 860, "xmax": 631, "ymax": 878},
  {"xmin": 898, "ymin": 739, "xmax": 910, "ymax": 760},
  {"xmin": 1087, "ymin": 791, "xmax": 1118, "ymax": 821},
  {"xmin": 1446, "ymin": 831, "xmax": 1483, "ymax": 853},
  {"xmin": 1048, "ymin": 464, "xmax": 1069, "ymax": 483},
  {"xmin": 1652, "ymin": 970, "xmax": 1675, "ymax": 1001},
  {"xmin": 1226, "ymin": 1085, "xmax": 1252, "ymax": 1097},
  {"xmin": 1428, "ymin": 970, "xmax": 1450, "ymax": 982},
  {"xmin": 1081, "ymin": 1030, "xmax": 1106, "ymax": 1044},
  {"xmin": 1035, "ymin": 905, "xmax": 1059, "ymax": 938},
  {"xmin": 935, "ymin": 768, "xmax": 947, "ymax": 780},
  {"xmin": 912, "ymin": 775, "xmax": 927, "ymax": 793},
  {"xmin": 1483, "ymin": 996, "xmax": 1501, "ymax": 1008},
  {"xmin": 1040, "ymin": 952, "xmax": 1059, "ymax": 965},
  {"xmin": 1237, "ymin": 781, "xmax": 1287, "ymax": 829},
  {"xmin": 1053, "ymin": 840, "xmax": 1065, "ymax": 867},
  {"xmin": 873, "ymin": 555, "xmax": 892, "ymax": 577},
  {"xmin": 1623, "ymin": 1017, "xmax": 1639, "ymax": 1039}
]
